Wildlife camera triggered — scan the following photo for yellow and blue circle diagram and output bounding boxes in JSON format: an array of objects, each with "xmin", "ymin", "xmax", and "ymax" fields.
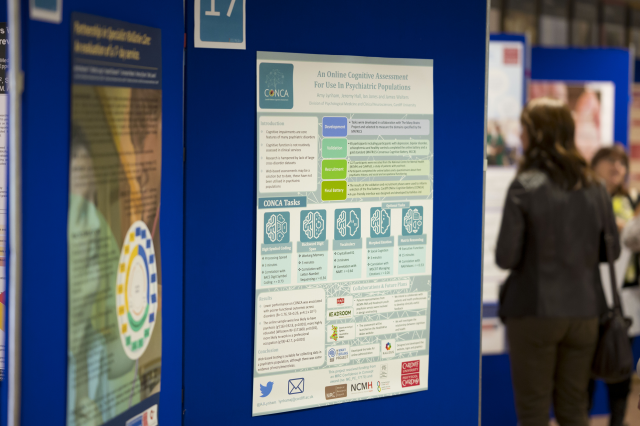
[{"xmin": 116, "ymin": 221, "xmax": 158, "ymax": 360}]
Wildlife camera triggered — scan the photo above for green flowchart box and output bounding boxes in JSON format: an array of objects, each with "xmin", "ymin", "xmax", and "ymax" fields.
[
  {"xmin": 322, "ymin": 181, "xmax": 347, "ymax": 200},
  {"xmin": 322, "ymin": 160, "xmax": 347, "ymax": 179},
  {"xmin": 322, "ymin": 138, "xmax": 347, "ymax": 158}
]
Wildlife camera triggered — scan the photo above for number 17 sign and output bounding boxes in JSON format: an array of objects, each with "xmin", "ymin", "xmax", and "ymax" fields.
[{"xmin": 195, "ymin": 0, "xmax": 246, "ymax": 49}]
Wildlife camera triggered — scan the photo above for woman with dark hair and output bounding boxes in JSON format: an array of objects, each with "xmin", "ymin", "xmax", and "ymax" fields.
[
  {"xmin": 590, "ymin": 146, "xmax": 637, "ymax": 426},
  {"xmin": 496, "ymin": 98, "xmax": 620, "ymax": 426}
]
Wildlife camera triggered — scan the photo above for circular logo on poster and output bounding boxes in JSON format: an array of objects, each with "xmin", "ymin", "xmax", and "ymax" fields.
[
  {"xmin": 385, "ymin": 342, "xmax": 391, "ymax": 351},
  {"xmin": 328, "ymin": 348, "xmax": 336, "ymax": 358},
  {"xmin": 116, "ymin": 220, "xmax": 158, "ymax": 360},
  {"xmin": 269, "ymin": 89, "xmax": 275, "ymax": 97}
]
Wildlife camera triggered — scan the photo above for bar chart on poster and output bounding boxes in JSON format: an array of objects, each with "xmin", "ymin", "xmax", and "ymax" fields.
[{"xmin": 253, "ymin": 52, "xmax": 433, "ymax": 415}]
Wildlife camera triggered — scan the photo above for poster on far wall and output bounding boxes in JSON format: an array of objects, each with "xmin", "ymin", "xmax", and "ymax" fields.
[
  {"xmin": 529, "ymin": 80, "xmax": 615, "ymax": 162},
  {"xmin": 67, "ymin": 13, "xmax": 162, "ymax": 426},
  {"xmin": 483, "ymin": 39, "xmax": 525, "ymax": 355},
  {"xmin": 628, "ymin": 84, "xmax": 640, "ymax": 192}
]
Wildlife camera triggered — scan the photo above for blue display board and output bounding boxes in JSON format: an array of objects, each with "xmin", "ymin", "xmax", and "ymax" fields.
[
  {"xmin": 2, "ymin": 1, "xmax": 184, "ymax": 425},
  {"xmin": 184, "ymin": 1, "xmax": 488, "ymax": 424},
  {"xmin": 532, "ymin": 47, "xmax": 631, "ymax": 146}
]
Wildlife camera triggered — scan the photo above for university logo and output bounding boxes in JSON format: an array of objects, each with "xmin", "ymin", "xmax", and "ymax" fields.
[{"xmin": 259, "ymin": 63, "xmax": 294, "ymax": 109}]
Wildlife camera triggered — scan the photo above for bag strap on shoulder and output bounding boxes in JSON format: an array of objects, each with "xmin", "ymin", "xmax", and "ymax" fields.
[{"xmin": 599, "ymin": 185, "xmax": 623, "ymax": 313}]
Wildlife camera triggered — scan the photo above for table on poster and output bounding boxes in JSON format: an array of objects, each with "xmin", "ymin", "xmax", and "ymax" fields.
[{"xmin": 253, "ymin": 52, "xmax": 433, "ymax": 416}]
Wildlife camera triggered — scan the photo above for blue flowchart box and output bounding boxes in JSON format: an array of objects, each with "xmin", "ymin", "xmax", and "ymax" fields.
[{"xmin": 322, "ymin": 117, "xmax": 348, "ymax": 137}]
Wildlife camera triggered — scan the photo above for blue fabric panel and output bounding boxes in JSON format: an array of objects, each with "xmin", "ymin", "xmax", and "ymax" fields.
[
  {"xmin": 184, "ymin": 0, "xmax": 487, "ymax": 424},
  {"xmin": 532, "ymin": 47, "xmax": 631, "ymax": 146}
]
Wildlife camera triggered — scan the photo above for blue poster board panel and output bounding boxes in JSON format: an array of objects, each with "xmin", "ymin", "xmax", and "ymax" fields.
[
  {"xmin": 184, "ymin": 0, "xmax": 487, "ymax": 424},
  {"xmin": 3, "ymin": 1, "xmax": 184, "ymax": 425},
  {"xmin": 0, "ymin": 0, "xmax": 8, "ymax": 421},
  {"xmin": 531, "ymin": 47, "xmax": 631, "ymax": 146}
]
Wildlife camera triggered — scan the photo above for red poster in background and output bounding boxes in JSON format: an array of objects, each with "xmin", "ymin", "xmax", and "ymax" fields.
[
  {"xmin": 629, "ymin": 85, "xmax": 640, "ymax": 190},
  {"xmin": 503, "ymin": 48, "xmax": 519, "ymax": 64}
]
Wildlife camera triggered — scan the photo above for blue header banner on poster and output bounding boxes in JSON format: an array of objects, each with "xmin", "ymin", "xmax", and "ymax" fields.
[
  {"xmin": 531, "ymin": 47, "xmax": 631, "ymax": 146},
  {"xmin": 71, "ymin": 12, "xmax": 162, "ymax": 89}
]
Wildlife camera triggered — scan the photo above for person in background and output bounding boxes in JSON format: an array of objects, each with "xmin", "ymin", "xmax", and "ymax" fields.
[
  {"xmin": 496, "ymin": 98, "xmax": 620, "ymax": 426},
  {"xmin": 589, "ymin": 146, "xmax": 637, "ymax": 426},
  {"xmin": 487, "ymin": 120, "xmax": 508, "ymax": 166}
]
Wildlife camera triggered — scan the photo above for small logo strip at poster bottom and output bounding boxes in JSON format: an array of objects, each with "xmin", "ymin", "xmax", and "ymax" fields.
[
  {"xmin": 401, "ymin": 360, "xmax": 421, "ymax": 388},
  {"xmin": 325, "ymin": 384, "xmax": 348, "ymax": 400}
]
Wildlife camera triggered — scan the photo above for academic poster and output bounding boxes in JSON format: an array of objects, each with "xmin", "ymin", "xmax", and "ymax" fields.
[
  {"xmin": 254, "ymin": 52, "xmax": 433, "ymax": 415},
  {"xmin": 0, "ymin": 22, "xmax": 7, "ymax": 380},
  {"xmin": 630, "ymin": 84, "xmax": 640, "ymax": 191},
  {"xmin": 529, "ymin": 80, "xmax": 615, "ymax": 162},
  {"xmin": 483, "ymin": 39, "xmax": 525, "ymax": 355},
  {"xmin": 68, "ymin": 13, "xmax": 161, "ymax": 426}
]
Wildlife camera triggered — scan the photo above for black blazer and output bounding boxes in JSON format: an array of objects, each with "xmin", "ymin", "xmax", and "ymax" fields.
[{"xmin": 496, "ymin": 169, "xmax": 620, "ymax": 318}]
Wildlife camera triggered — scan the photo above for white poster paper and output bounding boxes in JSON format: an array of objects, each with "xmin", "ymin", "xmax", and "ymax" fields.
[
  {"xmin": 483, "ymin": 40, "xmax": 525, "ymax": 354},
  {"xmin": 254, "ymin": 52, "xmax": 433, "ymax": 415}
]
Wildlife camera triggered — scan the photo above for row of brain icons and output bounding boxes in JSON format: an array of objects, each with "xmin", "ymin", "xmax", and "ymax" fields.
[{"xmin": 264, "ymin": 207, "xmax": 424, "ymax": 244}]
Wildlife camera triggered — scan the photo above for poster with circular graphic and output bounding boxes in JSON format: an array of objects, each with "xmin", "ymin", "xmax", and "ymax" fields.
[{"xmin": 116, "ymin": 220, "xmax": 158, "ymax": 360}]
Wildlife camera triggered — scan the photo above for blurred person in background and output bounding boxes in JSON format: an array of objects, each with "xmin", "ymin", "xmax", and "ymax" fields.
[
  {"xmin": 497, "ymin": 98, "xmax": 620, "ymax": 426},
  {"xmin": 589, "ymin": 146, "xmax": 637, "ymax": 426},
  {"xmin": 487, "ymin": 121, "xmax": 508, "ymax": 165}
]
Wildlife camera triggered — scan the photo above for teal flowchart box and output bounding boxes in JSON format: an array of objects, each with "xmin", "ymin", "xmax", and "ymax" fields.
[
  {"xmin": 260, "ymin": 243, "xmax": 292, "ymax": 285},
  {"xmin": 332, "ymin": 246, "xmax": 362, "ymax": 280},
  {"xmin": 300, "ymin": 210, "xmax": 327, "ymax": 242},
  {"xmin": 264, "ymin": 212, "xmax": 289, "ymax": 244},
  {"xmin": 297, "ymin": 241, "xmax": 328, "ymax": 283},
  {"xmin": 366, "ymin": 238, "xmax": 394, "ymax": 278},
  {"xmin": 398, "ymin": 235, "xmax": 427, "ymax": 274},
  {"xmin": 335, "ymin": 208, "xmax": 361, "ymax": 240}
]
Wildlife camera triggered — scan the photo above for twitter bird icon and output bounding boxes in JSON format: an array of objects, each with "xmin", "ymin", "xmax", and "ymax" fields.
[{"xmin": 260, "ymin": 381, "xmax": 274, "ymax": 398}]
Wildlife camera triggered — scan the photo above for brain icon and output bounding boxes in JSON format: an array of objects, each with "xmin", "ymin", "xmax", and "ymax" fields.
[
  {"xmin": 403, "ymin": 208, "xmax": 423, "ymax": 234},
  {"xmin": 337, "ymin": 210, "xmax": 359, "ymax": 238},
  {"xmin": 266, "ymin": 213, "xmax": 287, "ymax": 242},
  {"xmin": 337, "ymin": 211, "xmax": 348, "ymax": 237},
  {"xmin": 303, "ymin": 211, "xmax": 325, "ymax": 240},
  {"xmin": 371, "ymin": 209, "xmax": 390, "ymax": 235},
  {"xmin": 348, "ymin": 211, "xmax": 359, "ymax": 236}
]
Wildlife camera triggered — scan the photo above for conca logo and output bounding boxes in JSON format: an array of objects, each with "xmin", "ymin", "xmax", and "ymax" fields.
[
  {"xmin": 259, "ymin": 63, "xmax": 294, "ymax": 109},
  {"xmin": 263, "ymin": 69, "xmax": 290, "ymax": 98}
]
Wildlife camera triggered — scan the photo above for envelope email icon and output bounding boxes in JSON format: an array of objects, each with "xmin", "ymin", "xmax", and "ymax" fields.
[{"xmin": 288, "ymin": 378, "xmax": 304, "ymax": 395}]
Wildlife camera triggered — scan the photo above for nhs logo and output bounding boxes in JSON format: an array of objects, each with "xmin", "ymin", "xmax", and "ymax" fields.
[{"xmin": 259, "ymin": 63, "xmax": 294, "ymax": 109}]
